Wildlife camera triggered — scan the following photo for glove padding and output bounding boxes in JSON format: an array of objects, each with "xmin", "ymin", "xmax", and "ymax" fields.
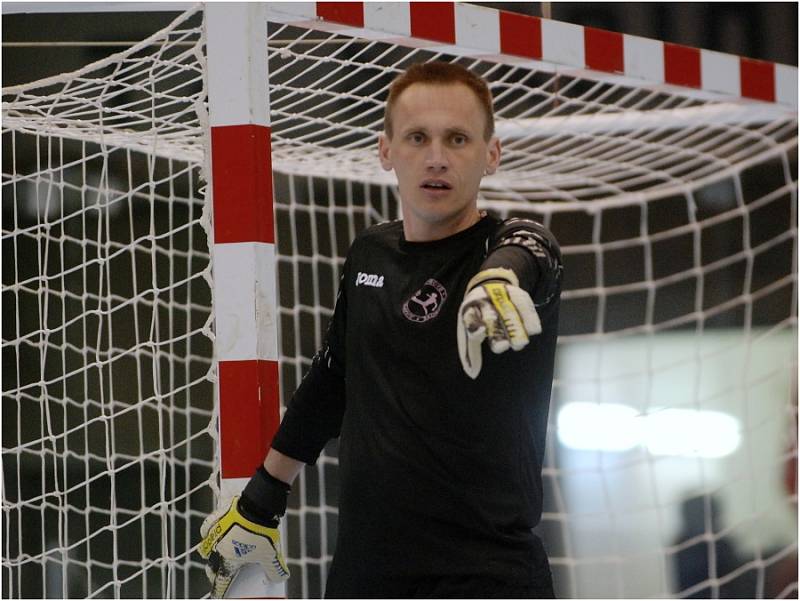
[
  {"xmin": 199, "ymin": 495, "xmax": 290, "ymax": 598},
  {"xmin": 457, "ymin": 267, "xmax": 542, "ymax": 379}
]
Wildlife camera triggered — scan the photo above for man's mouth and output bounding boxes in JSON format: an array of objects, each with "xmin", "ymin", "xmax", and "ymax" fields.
[{"xmin": 421, "ymin": 179, "xmax": 452, "ymax": 190}]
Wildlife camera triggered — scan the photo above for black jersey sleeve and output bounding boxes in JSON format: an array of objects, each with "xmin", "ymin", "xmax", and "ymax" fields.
[
  {"xmin": 270, "ymin": 264, "xmax": 348, "ymax": 465},
  {"xmin": 480, "ymin": 217, "xmax": 563, "ymax": 306}
]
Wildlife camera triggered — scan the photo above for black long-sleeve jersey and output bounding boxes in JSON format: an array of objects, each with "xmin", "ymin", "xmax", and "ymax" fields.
[{"xmin": 271, "ymin": 214, "xmax": 562, "ymax": 588}]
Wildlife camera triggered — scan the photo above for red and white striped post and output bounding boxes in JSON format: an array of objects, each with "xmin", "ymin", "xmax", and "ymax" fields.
[{"xmin": 205, "ymin": 3, "xmax": 284, "ymax": 597}]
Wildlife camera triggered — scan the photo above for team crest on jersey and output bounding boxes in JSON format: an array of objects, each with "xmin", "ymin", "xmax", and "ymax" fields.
[{"xmin": 402, "ymin": 279, "xmax": 447, "ymax": 323}]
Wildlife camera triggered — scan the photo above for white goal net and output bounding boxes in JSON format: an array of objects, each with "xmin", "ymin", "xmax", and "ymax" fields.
[
  {"xmin": 3, "ymin": 5, "xmax": 797, "ymax": 599},
  {"xmin": 2, "ymin": 8, "xmax": 211, "ymax": 598}
]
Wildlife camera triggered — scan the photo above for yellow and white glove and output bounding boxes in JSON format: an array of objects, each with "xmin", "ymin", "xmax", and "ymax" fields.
[
  {"xmin": 199, "ymin": 495, "xmax": 290, "ymax": 598},
  {"xmin": 457, "ymin": 267, "xmax": 542, "ymax": 379}
]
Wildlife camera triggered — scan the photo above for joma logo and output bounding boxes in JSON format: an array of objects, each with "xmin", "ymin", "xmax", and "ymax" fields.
[{"xmin": 356, "ymin": 272, "xmax": 384, "ymax": 288}]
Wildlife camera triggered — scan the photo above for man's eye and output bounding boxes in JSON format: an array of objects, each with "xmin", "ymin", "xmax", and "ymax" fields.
[
  {"xmin": 451, "ymin": 134, "xmax": 467, "ymax": 146},
  {"xmin": 409, "ymin": 133, "xmax": 425, "ymax": 144}
]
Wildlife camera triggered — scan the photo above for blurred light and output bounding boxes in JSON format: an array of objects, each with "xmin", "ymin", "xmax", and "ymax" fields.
[
  {"xmin": 557, "ymin": 402, "xmax": 741, "ymax": 458},
  {"xmin": 643, "ymin": 408, "xmax": 741, "ymax": 458},
  {"xmin": 557, "ymin": 402, "xmax": 640, "ymax": 452}
]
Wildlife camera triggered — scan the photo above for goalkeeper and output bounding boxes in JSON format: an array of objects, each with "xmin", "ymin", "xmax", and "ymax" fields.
[{"xmin": 200, "ymin": 61, "xmax": 563, "ymax": 599}]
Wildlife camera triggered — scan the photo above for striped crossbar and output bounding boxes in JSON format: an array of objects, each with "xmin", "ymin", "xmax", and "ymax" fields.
[{"xmin": 267, "ymin": 2, "xmax": 798, "ymax": 108}]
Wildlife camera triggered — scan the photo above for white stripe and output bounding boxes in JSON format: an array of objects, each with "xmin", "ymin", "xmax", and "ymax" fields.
[
  {"xmin": 541, "ymin": 19, "xmax": 585, "ymax": 69},
  {"xmin": 213, "ymin": 242, "xmax": 279, "ymax": 362},
  {"xmin": 701, "ymin": 49, "xmax": 740, "ymax": 97},
  {"xmin": 623, "ymin": 34, "xmax": 664, "ymax": 83},
  {"xmin": 455, "ymin": 3, "xmax": 500, "ymax": 54},
  {"xmin": 206, "ymin": 3, "xmax": 269, "ymax": 127},
  {"xmin": 220, "ymin": 477, "xmax": 250, "ymax": 500},
  {"xmin": 364, "ymin": 2, "xmax": 411, "ymax": 37},
  {"xmin": 775, "ymin": 64, "xmax": 799, "ymax": 108},
  {"xmin": 266, "ymin": 2, "xmax": 316, "ymax": 23}
]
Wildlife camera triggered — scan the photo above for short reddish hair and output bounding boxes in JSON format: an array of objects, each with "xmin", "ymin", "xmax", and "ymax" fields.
[{"xmin": 384, "ymin": 61, "xmax": 495, "ymax": 141}]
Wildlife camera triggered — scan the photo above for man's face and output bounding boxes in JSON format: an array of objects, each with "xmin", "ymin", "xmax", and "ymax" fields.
[{"xmin": 379, "ymin": 82, "xmax": 501, "ymax": 240}]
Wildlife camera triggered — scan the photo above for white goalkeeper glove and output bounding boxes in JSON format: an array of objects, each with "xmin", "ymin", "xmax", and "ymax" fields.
[
  {"xmin": 199, "ymin": 467, "xmax": 290, "ymax": 598},
  {"xmin": 457, "ymin": 267, "xmax": 542, "ymax": 379}
]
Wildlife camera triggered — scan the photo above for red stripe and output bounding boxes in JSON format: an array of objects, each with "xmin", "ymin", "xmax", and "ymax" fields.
[
  {"xmin": 499, "ymin": 11, "xmax": 541, "ymax": 59},
  {"xmin": 664, "ymin": 43, "xmax": 701, "ymax": 88},
  {"xmin": 211, "ymin": 124, "xmax": 274, "ymax": 244},
  {"xmin": 219, "ymin": 360, "xmax": 281, "ymax": 479},
  {"xmin": 410, "ymin": 2, "xmax": 455, "ymax": 44},
  {"xmin": 316, "ymin": 2, "xmax": 364, "ymax": 27},
  {"xmin": 740, "ymin": 58, "xmax": 775, "ymax": 102},
  {"xmin": 584, "ymin": 26, "xmax": 623, "ymax": 73}
]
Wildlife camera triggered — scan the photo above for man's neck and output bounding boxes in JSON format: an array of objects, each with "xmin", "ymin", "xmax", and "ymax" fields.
[{"xmin": 402, "ymin": 209, "xmax": 483, "ymax": 242}]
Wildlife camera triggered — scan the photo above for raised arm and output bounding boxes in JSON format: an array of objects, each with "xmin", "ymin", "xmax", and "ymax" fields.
[{"xmin": 457, "ymin": 218, "xmax": 562, "ymax": 378}]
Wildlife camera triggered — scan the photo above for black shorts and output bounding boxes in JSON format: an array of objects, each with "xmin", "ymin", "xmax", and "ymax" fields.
[{"xmin": 324, "ymin": 573, "xmax": 556, "ymax": 599}]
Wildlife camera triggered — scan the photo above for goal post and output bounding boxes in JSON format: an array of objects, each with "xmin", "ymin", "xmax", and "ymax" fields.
[
  {"xmin": 2, "ymin": 2, "xmax": 797, "ymax": 599},
  {"xmin": 204, "ymin": 3, "xmax": 286, "ymax": 597}
]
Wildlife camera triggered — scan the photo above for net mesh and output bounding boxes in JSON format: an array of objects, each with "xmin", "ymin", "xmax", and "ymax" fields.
[
  {"xmin": 1, "ymin": 6, "xmax": 797, "ymax": 599},
  {"xmin": 2, "ymin": 7, "xmax": 212, "ymax": 598}
]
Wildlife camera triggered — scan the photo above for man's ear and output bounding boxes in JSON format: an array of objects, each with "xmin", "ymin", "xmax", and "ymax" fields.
[
  {"xmin": 378, "ymin": 133, "xmax": 393, "ymax": 172},
  {"xmin": 484, "ymin": 136, "xmax": 502, "ymax": 176}
]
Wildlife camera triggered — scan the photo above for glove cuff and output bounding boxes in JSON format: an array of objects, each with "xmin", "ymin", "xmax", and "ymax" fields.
[
  {"xmin": 467, "ymin": 267, "xmax": 518, "ymax": 292},
  {"xmin": 239, "ymin": 466, "xmax": 291, "ymax": 527}
]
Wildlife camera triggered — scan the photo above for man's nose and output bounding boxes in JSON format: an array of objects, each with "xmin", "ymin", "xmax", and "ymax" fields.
[{"xmin": 425, "ymin": 140, "xmax": 448, "ymax": 170}]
